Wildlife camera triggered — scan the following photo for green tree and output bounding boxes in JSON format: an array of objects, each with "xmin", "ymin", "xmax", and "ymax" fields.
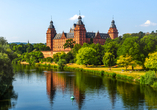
[
  {"xmin": 57, "ymin": 59, "xmax": 67, "ymax": 70},
  {"xmin": 117, "ymin": 36, "xmax": 140, "ymax": 70},
  {"xmin": 117, "ymin": 54, "xmax": 135, "ymax": 71},
  {"xmin": 90, "ymin": 43, "xmax": 105, "ymax": 65},
  {"xmin": 145, "ymin": 52, "xmax": 157, "ymax": 72},
  {"xmin": 103, "ymin": 52, "xmax": 115, "ymax": 69},
  {"xmin": 53, "ymin": 52, "xmax": 61, "ymax": 63},
  {"xmin": 76, "ymin": 47, "xmax": 97, "ymax": 66},
  {"xmin": 63, "ymin": 39, "xmax": 76, "ymax": 49},
  {"xmin": 139, "ymin": 34, "xmax": 157, "ymax": 68}
]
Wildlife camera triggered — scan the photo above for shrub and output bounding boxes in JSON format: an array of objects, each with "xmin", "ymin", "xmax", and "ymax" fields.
[
  {"xmin": 152, "ymin": 82, "xmax": 157, "ymax": 88},
  {"xmin": 57, "ymin": 59, "xmax": 67, "ymax": 70},
  {"xmin": 145, "ymin": 71, "xmax": 156, "ymax": 85},
  {"xmin": 140, "ymin": 76, "xmax": 145, "ymax": 84}
]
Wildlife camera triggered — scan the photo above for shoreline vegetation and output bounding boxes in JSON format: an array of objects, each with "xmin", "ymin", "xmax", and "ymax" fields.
[{"xmin": 20, "ymin": 61, "xmax": 157, "ymax": 89}]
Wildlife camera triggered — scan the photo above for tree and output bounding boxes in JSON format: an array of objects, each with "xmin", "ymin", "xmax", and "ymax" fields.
[
  {"xmin": 71, "ymin": 44, "xmax": 82, "ymax": 62},
  {"xmin": 103, "ymin": 52, "xmax": 115, "ymax": 69},
  {"xmin": 117, "ymin": 36, "xmax": 140, "ymax": 69},
  {"xmin": 90, "ymin": 43, "xmax": 105, "ymax": 65},
  {"xmin": 117, "ymin": 54, "xmax": 135, "ymax": 71},
  {"xmin": 63, "ymin": 39, "xmax": 75, "ymax": 49},
  {"xmin": 53, "ymin": 52, "xmax": 61, "ymax": 63},
  {"xmin": 145, "ymin": 52, "xmax": 157, "ymax": 72},
  {"xmin": 139, "ymin": 35, "xmax": 157, "ymax": 68},
  {"xmin": 76, "ymin": 47, "xmax": 97, "ymax": 66},
  {"xmin": 57, "ymin": 59, "xmax": 67, "ymax": 70},
  {"xmin": 89, "ymin": 38, "xmax": 93, "ymax": 44}
]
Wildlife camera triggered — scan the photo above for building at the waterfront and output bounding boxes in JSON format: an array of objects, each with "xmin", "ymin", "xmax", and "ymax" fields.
[{"xmin": 43, "ymin": 15, "xmax": 118, "ymax": 57}]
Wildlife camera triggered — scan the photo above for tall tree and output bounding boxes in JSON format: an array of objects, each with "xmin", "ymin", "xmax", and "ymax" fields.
[
  {"xmin": 76, "ymin": 47, "xmax": 97, "ymax": 66},
  {"xmin": 117, "ymin": 36, "xmax": 140, "ymax": 69},
  {"xmin": 103, "ymin": 52, "xmax": 115, "ymax": 69}
]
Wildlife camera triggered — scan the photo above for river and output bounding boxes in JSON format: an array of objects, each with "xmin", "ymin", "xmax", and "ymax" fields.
[{"xmin": 0, "ymin": 65, "xmax": 157, "ymax": 110}]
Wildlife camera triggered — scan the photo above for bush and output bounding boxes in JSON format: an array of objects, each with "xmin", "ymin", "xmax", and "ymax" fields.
[
  {"xmin": 140, "ymin": 76, "xmax": 145, "ymax": 84},
  {"xmin": 57, "ymin": 59, "xmax": 67, "ymax": 70},
  {"xmin": 152, "ymin": 82, "xmax": 157, "ymax": 88},
  {"xmin": 145, "ymin": 71, "xmax": 156, "ymax": 85}
]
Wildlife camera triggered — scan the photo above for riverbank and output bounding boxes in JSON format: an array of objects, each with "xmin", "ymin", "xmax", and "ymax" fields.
[{"xmin": 30, "ymin": 62, "xmax": 146, "ymax": 81}]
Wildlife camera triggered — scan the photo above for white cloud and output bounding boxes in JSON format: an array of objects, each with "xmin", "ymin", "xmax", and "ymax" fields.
[
  {"xmin": 69, "ymin": 14, "xmax": 85, "ymax": 20},
  {"xmin": 140, "ymin": 20, "xmax": 157, "ymax": 27}
]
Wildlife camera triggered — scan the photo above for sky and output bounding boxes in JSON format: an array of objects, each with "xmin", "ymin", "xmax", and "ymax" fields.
[{"xmin": 0, "ymin": 0, "xmax": 157, "ymax": 43}]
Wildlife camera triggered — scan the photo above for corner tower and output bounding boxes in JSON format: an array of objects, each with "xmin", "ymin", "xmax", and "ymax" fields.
[
  {"xmin": 108, "ymin": 20, "xmax": 118, "ymax": 39},
  {"xmin": 46, "ymin": 20, "xmax": 56, "ymax": 50},
  {"xmin": 74, "ymin": 16, "xmax": 86, "ymax": 45}
]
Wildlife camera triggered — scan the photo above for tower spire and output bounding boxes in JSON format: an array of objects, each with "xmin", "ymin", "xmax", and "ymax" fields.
[
  {"xmin": 51, "ymin": 15, "xmax": 52, "ymax": 21},
  {"xmin": 79, "ymin": 10, "xmax": 81, "ymax": 16}
]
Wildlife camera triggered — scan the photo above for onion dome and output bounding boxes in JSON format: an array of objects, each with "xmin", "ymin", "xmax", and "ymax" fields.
[
  {"xmin": 48, "ymin": 20, "xmax": 54, "ymax": 28},
  {"xmin": 110, "ymin": 20, "xmax": 116, "ymax": 28}
]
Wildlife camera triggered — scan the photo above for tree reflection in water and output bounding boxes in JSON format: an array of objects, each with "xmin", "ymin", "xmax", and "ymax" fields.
[{"xmin": 0, "ymin": 84, "xmax": 18, "ymax": 110}]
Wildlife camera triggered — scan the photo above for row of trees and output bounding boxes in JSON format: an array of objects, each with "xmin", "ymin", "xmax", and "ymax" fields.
[
  {"xmin": 53, "ymin": 31, "xmax": 157, "ymax": 71},
  {"xmin": 9, "ymin": 43, "xmax": 50, "ymax": 54}
]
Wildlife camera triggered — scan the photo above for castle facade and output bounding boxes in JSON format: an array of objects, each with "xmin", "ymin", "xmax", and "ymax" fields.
[{"xmin": 43, "ymin": 16, "xmax": 118, "ymax": 57}]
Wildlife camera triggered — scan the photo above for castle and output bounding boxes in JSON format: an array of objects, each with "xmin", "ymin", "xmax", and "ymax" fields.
[{"xmin": 42, "ymin": 15, "xmax": 118, "ymax": 57}]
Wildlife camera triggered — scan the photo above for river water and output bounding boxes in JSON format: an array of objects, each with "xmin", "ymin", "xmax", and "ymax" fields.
[{"xmin": 1, "ymin": 65, "xmax": 157, "ymax": 110}]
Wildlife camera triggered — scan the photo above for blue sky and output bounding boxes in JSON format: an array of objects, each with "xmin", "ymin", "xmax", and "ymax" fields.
[{"xmin": 0, "ymin": 0, "xmax": 157, "ymax": 43}]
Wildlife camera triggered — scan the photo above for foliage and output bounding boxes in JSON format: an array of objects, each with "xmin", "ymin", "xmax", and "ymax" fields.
[
  {"xmin": 140, "ymin": 76, "xmax": 145, "ymax": 84},
  {"xmin": 90, "ymin": 43, "xmax": 104, "ymax": 65},
  {"xmin": 139, "ymin": 35, "xmax": 157, "ymax": 68},
  {"xmin": 117, "ymin": 36, "xmax": 140, "ymax": 63},
  {"xmin": 76, "ymin": 47, "xmax": 97, "ymax": 66},
  {"xmin": 103, "ymin": 52, "xmax": 115, "ymax": 68},
  {"xmin": 57, "ymin": 59, "xmax": 67, "ymax": 70},
  {"xmin": 9, "ymin": 43, "xmax": 50, "ymax": 54},
  {"xmin": 145, "ymin": 71, "xmax": 156, "ymax": 85},
  {"xmin": 63, "ymin": 39, "xmax": 76, "ymax": 49},
  {"xmin": 145, "ymin": 52, "xmax": 157, "ymax": 72},
  {"xmin": 53, "ymin": 52, "xmax": 61, "ymax": 63},
  {"xmin": 117, "ymin": 54, "xmax": 135, "ymax": 71}
]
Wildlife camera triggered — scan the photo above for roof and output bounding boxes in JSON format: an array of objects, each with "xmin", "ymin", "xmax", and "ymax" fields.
[
  {"xmin": 86, "ymin": 32, "xmax": 109, "ymax": 39},
  {"xmin": 53, "ymin": 33, "xmax": 74, "ymax": 39},
  {"xmin": 48, "ymin": 20, "xmax": 55, "ymax": 28},
  {"xmin": 110, "ymin": 20, "xmax": 116, "ymax": 28},
  {"xmin": 53, "ymin": 32, "xmax": 109, "ymax": 39}
]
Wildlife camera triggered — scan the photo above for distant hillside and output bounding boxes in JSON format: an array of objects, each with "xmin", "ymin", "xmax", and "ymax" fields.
[{"xmin": 9, "ymin": 42, "xmax": 27, "ymax": 44}]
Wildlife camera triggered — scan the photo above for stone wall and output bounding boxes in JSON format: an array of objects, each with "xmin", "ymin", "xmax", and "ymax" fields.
[{"xmin": 41, "ymin": 51, "xmax": 53, "ymax": 58}]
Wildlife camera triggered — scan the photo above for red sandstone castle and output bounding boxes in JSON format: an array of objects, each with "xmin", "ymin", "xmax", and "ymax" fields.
[{"xmin": 43, "ymin": 15, "xmax": 118, "ymax": 57}]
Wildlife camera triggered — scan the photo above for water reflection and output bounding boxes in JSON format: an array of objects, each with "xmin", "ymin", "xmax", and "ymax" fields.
[
  {"xmin": 11, "ymin": 65, "xmax": 157, "ymax": 109},
  {"xmin": 0, "ymin": 82, "xmax": 18, "ymax": 110}
]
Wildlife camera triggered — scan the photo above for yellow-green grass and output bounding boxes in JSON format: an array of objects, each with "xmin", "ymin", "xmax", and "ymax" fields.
[
  {"xmin": 22, "ymin": 61, "xmax": 146, "ymax": 79},
  {"xmin": 66, "ymin": 63, "xmax": 145, "ymax": 79}
]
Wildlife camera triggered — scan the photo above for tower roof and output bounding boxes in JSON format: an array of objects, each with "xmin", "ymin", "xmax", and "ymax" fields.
[
  {"xmin": 48, "ymin": 20, "xmax": 55, "ymax": 28},
  {"xmin": 77, "ymin": 16, "xmax": 84, "ymax": 25},
  {"xmin": 110, "ymin": 20, "xmax": 116, "ymax": 28}
]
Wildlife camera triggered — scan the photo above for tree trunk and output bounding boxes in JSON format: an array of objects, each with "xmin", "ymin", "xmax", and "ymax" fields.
[{"xmin": 132, "ymin": 66, "xmax": 134, "ymax": 70}]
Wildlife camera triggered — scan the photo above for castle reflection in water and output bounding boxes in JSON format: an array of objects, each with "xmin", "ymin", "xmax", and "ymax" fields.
[{"xmin": 45, "ymin": 71, "xmax": 85, "ymax": 109}]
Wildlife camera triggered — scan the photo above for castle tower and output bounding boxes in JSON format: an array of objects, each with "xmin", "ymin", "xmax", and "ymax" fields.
[
  {"xmin": 108, "ymin": 20, "xmax": 118, "ymax": 39},
  {"xmin": 74, "ymin": 16, "xmax": 86, "ymax": 45},
  {"xmin": 46, "ymin": 20, "xmax": 56, "ymax": 50}
]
